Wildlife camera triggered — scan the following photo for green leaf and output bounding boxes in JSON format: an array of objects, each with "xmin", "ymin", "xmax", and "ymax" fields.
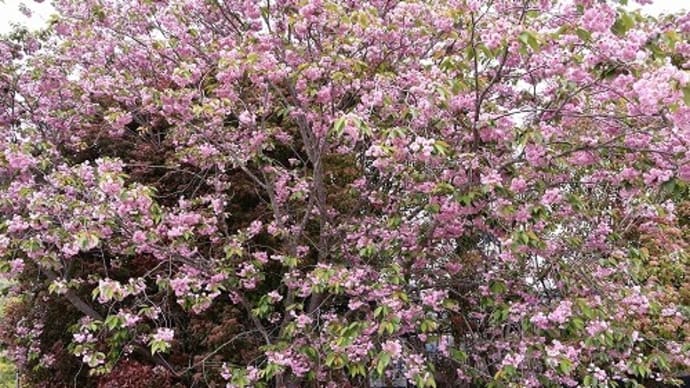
[
  {"xmin": 331, "ymin": 116, "xmax": 347, "ymax": 136},
  {"xmin": 558, "ymin": 358, "xmax": 573, "ymax": 374},
  {"xmin": 518, "ymin": 31, "xmax": 540, "ymax": 51},
  {"xmin": 76, "ymin": 232, "xmax": 100, "ymax": 251},
  {"xmin": 433, "ymin": 140, "xmax": 450, "ymax": 156},
  {"xmin": 376, "ymin": 352, "xmax": 391, "ymax": 376},
  {"xmin": 518, "ymin": 230, "xmax": 529, "ymax": 245},
  {"xmin": 301, "ymin": 346, "xmax": 319, "ymax": 361},
  {"xmin": 570, "ymin": 317, "xmax": 585, "ymax": 332},
  {"xmin": 261, "ymin": 363, "xmax": 283, "ymax": 379},
  {"xmin": 378, "ymin": 320, "xmax": 396, "ymax": 335},
  {"xmin": 489, "ymin": 280, "xmax": 507, "ymax": 294},
  {"xmin": 420, "ymin": 318, "xmax": 438, "ymax": 332},
  {"xmin": 150, "ymin": 203, "xmax": 164, "ymax": 225},
  {"xmin": 347, "ymin": 363, "xmax": 366, "ymax": 378},
  {"xmin": 231, "ymin": 369, "xmax": 251, "ymax": 387},
  {"xmin": 287, "ymin": 256, "xmax": 300, "ymax": 267},
  {"xmin": 451, "ymin": 349, "xmax": 468, "ymax": 362},
  {"xmin": 575, "ymin": 28, "xmax": 592, "ymax": 42},
  {"xmin": 490, "ymin": 305, "xmax": 509, "ymax": 324},
  {"xmin": 612, "ymin": 12, "xmax": 635, "ymax": 36},
  {"xmin": 356, "ymin": 119, "xmax": 373, "ymax": 137},
  {"xmin": 104, "ymin": 315, "xmax": 123, "ymax": 331},
  {"xmin": 86, "ymin": 352, "xmax": 106, "ymax": 367}
]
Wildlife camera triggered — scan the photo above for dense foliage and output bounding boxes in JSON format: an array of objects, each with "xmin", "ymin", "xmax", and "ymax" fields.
[{"xmin": 2, "ymin": 0, "xmax": 690, "ymax": 386}]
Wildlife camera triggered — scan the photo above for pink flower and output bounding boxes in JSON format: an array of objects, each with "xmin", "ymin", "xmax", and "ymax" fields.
[
  {"xmin": 132, "ymin": 230, "xmax": 147, "ymax": 244},
  {"xmin": 220, "ymin": 363, "xmax": 232, "ymax": 380},
  {"xmin": 545, "ymin": 340, "xmax": 579, "ymax": 367},
  {"xmin": 510, "ymin": 177, "xmax": 528, "ymax": 193},
  {"xmin": 239, "ymin": 110, "xmax": 256, "ymax": 126},
  {"xmin": 267, "ymin": 290, "xmax": 282, "ymax": 303},
  {"xmin": 9, "ymin": 259, "xmax": 24, "ymax": 274},
  {"xmin": 170, "ymin": 276, "xmax": 191, "ymax": 296},
  {"xmin": 501, "ymin": 352, "xmax": 524, "ymax": 368},
  {"xmin": 582, "ymin": 5, "xmax": 616, "ymax": 33},
  {"xmin": 252, "ymin": 251, "xmax": 268, "ymax": 263},
  {"xmin": 7, "ymin": 216, "xmax": 29, "ymax": 234},
  {"xmin": 481, "ymin": 170, "xmax": 503, "ymax": 187},
  {"xmin": 530, "ymin": 312, "xmax": 550, "ymax": 329},
  {"xmin": 348, "ymin": 299, "xmax": 364, "ymax": 310},
  {"xmin": 382, "ymin": 340, "xmax": 402, "ymax": 358},
  {"xmin": 294, "ymin": 313, "xmax": 313, "ymax": 328},
  {"xmin": 120, "ymin": 312, "xmax": 141, "ymax": 328},
  {"xmin": 541, "ymin": 188, "xmax": 562, "ymax": 206},
  {"xmin": 585, "ymin": 320, "xmax": 608, "ymax": 336},
  {"xmin": 643, "ymin": 168, "xmax": 673, "ymax": 185},
  {"xmin": 153, "ymin": 327, "xmax": 174, "ymax": 342},
  {"xmin": 420, "ymin": 289, "xmax": 447, "ymax": 311},
  {"xmin": 547, "ymin": 300, "xmax": 573, "ymax": 325},
  {"xmin": 166, "ymin": 226, "xmax": 186, "ymax": 239},
  {"xmin": 247, "ymin": 220, "xmax": 263, "ymax": 237},
  {"xmin": 4, "ymin": 150, "xmax": 34, "ymax": 171}
]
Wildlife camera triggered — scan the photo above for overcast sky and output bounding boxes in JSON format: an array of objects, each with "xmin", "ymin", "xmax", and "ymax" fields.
[
  {"xmin": 639, "ymin": 0, "xmax": 688, "ymax": 15},
  {"xmin": 0, "ymin": 0, "xmax": 687, "ymax": 34},
  {"xmin": 0, "ymin": 0, "xmax": 55, "ymax": 34}
]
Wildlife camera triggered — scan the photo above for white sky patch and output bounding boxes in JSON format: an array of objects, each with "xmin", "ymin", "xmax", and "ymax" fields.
[
  {"xmin": 0, "ymin": 0, "xmax": 55, "ymax": 34},
  {"xmin": 633, "ymin": 0, "xmax": 688, "ymax": 15}
]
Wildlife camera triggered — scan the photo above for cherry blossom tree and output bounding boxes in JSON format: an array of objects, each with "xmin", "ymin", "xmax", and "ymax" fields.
[{"xmin": 2, "ymin": 0, "xmax": 690, "ymax": 386}]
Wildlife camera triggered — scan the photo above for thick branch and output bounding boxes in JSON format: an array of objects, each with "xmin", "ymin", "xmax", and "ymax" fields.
[{"xmin": 42, "ymin": 267, "xmax": 104, "ymax": 321}]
